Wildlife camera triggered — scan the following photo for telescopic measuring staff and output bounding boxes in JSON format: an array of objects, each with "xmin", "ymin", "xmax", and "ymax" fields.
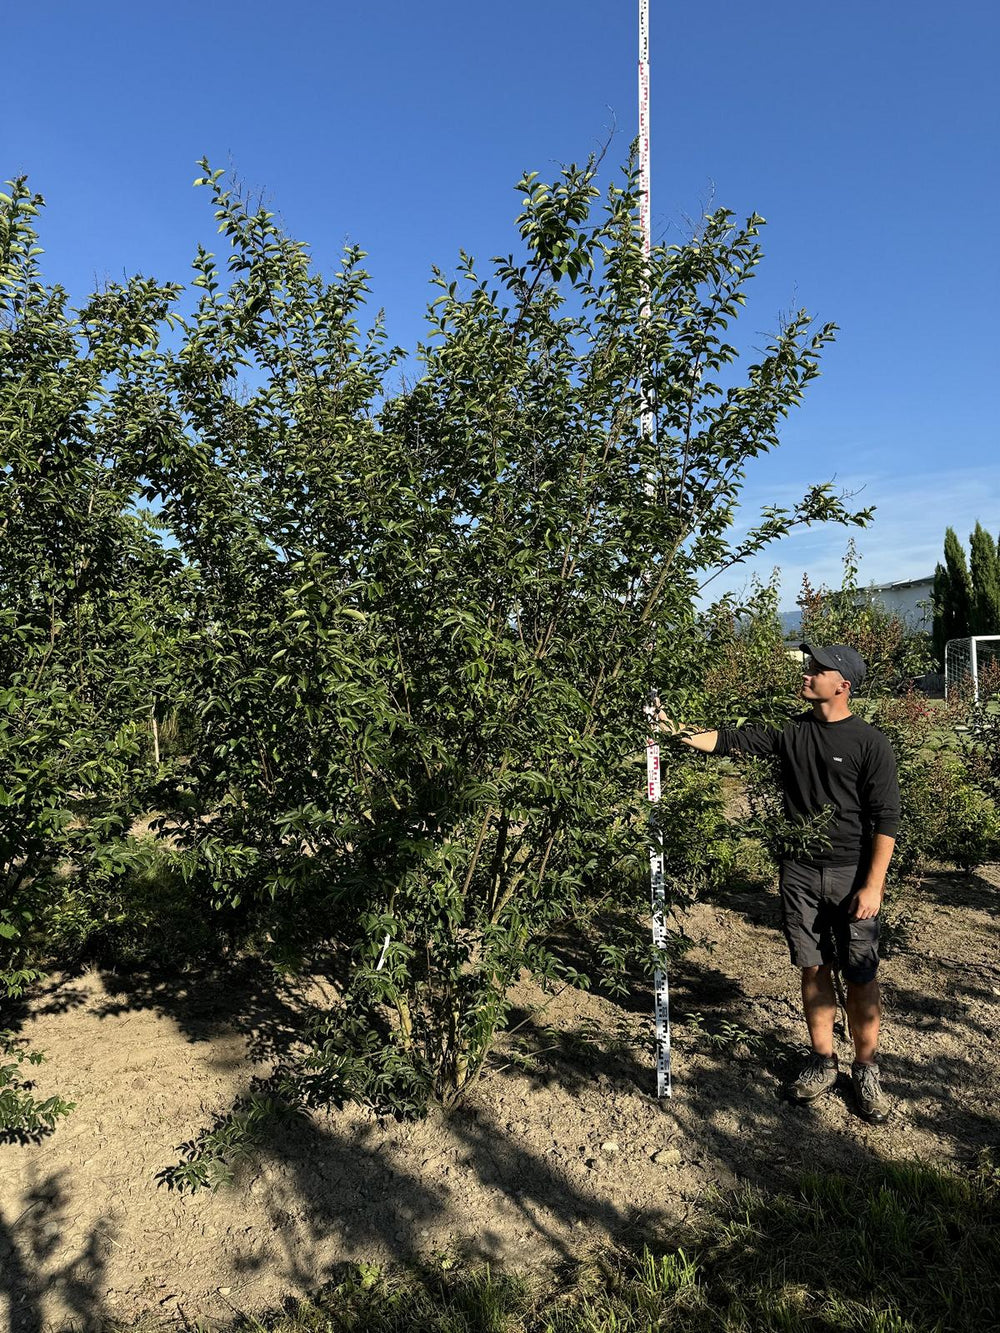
[{"xmin": 638, "ymin": 0, "xmax": 672, "ymax": 1100}]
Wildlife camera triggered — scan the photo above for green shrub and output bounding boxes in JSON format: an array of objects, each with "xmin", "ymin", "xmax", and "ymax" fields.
[
  {"xmin": 0, "ymin": 1032, "xmax": 75, "ymax": 1140},
  {"xmin": 870, "ymin": 692, "xmax": 1000, "ymax": 877},
  {"xmin": 698, "ymin": 575, "xmax": 802, "ymax": 728},
  {"xmin": 797, "ymin": 542, "xmax": 932, "ymax": 697},
  {"xmin": 35, "ymin": 835, "xmax": 231, "ymax": 968}
]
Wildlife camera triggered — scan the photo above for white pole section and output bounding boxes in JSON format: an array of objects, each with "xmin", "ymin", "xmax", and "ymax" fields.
[{"xmin": 639, "ymin": 0, "xmax": 671, "ymax": 1100}]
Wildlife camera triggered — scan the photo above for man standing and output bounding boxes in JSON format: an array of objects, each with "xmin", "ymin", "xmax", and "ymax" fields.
[{"xmin": 660, "ymin": 643, "xmax": 900, "ymax": 1123}]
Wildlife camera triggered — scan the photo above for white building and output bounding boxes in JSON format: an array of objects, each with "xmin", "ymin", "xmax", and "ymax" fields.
[
  {"xmin": 780, "ymin": 574, "xmax": 935, "ymax": 640},
  {"xmin": 854, "ymin": 575, "xmax": 934, "ymax": 631}
]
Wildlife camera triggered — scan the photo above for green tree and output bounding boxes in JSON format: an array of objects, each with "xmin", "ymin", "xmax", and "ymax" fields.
[
  {"xmin": 969, "ymin": 521, "xmax": 1000, "ymax": 635},
  {"xmin": 137, "ymin": 155, "xmax": 870, "ymax": 1128},
  {"xmin": 934, "ymin": 526, "xmax": 974, "ymax": 653},
  {"xmin": 3, "ymin": 157, "xmax": 871, "ymax": 1147},
  {"xmin": 931, "ymin": 561, "xmax": 952, "ymax": 666}
]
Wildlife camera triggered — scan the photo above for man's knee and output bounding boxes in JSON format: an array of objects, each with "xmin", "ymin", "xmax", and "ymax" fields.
[{"xmin": 846, "ymin": 976, "xmax": 880, "ymax": 1002}]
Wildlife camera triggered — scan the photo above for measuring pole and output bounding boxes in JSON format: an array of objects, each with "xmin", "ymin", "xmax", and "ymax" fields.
[{"xmin": 639, "ymin": 0, "xmax": 671, "ymax": 1099}]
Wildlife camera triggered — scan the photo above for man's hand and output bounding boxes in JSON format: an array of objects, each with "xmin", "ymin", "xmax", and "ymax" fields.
[
  {"xmin": 649, "ymin": 700, "xmax": 719, "ymax": 753},
  {"xmin": 653, "ymin": 709, "xmax": 684, "ymax": 737},
  {"xmin": 851, "ymin": 834, "xmax": 895, "ymax": 920},
  {"xmin": 851, "ymin": 884, "xmax": 883, "ymax": 920}
]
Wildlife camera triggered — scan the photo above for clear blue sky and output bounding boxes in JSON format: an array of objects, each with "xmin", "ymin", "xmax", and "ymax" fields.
[{"xmin": 6, "ymin": 1, "xmax": 998, "ymax": 607}]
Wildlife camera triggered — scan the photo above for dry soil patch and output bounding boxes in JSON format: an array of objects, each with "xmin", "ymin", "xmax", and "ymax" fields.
[{"xmin": 1, "ymin": 867, "xmax": 997, "ymax": 1330}]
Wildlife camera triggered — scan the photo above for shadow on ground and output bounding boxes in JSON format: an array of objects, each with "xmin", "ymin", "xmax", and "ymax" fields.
[
  {"xmin": 0, "ymin": 1173, "xmax": 115, "ymax": 1333},
  {"xmin": 89, "ymin": 956, "xmax": 337, "ymax": 1067},
  {"xmin": 3, "ymin": 866, "xmax": 997, "ymax": 1328}
]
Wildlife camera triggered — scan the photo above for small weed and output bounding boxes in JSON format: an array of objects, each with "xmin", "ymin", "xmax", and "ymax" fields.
[{"xmin": 685, "ymin": 1011, "xmax": 765, "ymax": 1058}]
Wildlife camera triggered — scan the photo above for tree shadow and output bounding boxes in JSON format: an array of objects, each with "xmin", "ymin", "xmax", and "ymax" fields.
[
  {"xmin": 89, "ymin": 956, "xmax": 336, "ymax": 1068},
  {"xmin": 494, "ymin": 935, "xmax": 1000, "ymax": 1213},
  {"xmin": 0, "ymin": 971, "xmax": 91, "ymax": 1040},
  {"xmin": 493, "ymin": 1007, "xmax": 650, "ymax": 1094},
  {"xmin": 0, "ymin": 1173, "xmax": 114, "ymax": 1333},
  {"xmin": 914, "ymin": 867, "xmax": 1000, "ymax": 912},
  {"xmin": 187, "ymin": 1091, "xmax": 662, "ymax": 1309}
]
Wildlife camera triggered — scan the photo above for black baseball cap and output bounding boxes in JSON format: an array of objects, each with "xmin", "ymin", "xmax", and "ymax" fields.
[{"xmin": 799, "ymin": 642, "xmax": 867, "ymax": 691}]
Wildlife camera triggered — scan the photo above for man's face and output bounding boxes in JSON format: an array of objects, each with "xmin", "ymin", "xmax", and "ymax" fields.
[{"xmin": 801, "ymin": 656, "xmax": 848, "ymax": 702}]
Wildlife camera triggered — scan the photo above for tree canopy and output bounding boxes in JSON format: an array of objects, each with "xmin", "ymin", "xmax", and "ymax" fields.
[{"xmin": 2, "ymin": 156, "xmax": 871, "ymax": 1132}]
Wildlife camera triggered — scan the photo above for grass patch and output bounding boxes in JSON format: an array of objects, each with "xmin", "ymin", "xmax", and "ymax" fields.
[
  {"xmin": 163, "ymin": 1157, "xmax": 999, "ymax": 1333},
  {"xmin": 244, "ymin": 1262, "xmax": 534, "ymax": 1333}
]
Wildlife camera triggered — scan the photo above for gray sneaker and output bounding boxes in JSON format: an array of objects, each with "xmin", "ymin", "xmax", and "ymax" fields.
[
  {"xmin": 788, "ymin": 1053, "xmax": 839, "ymax": 1102},
  {"xmin": 852, "ymin": 1061, "xmax": 891, "ymax": 1123}
]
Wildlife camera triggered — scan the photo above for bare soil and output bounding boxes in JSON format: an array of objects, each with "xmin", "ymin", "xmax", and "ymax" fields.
[{"xmin": 2, "ymin": 866, "xmax": 998, "ymax": 1331}]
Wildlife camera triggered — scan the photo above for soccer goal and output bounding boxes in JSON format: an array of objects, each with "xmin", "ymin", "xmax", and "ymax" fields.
[{"xmin": 945, "ymin": 636, "xmax": 1000, "ymax": 703}]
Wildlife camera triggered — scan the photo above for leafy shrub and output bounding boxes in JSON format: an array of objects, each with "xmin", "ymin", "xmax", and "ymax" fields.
[
  {"xmin": 35, "ymin": 835, "xmax": 235, "ymax": 968},
  {"xmin": 698, "ymin": 575, "xmax": 802, "ymax": 727},
  {"xmin": 870, "ymin": 692, "xmax": 1000, "ymax": 877},
  {"xmin": 0, "ymin": 1032, "xmax": 75, "ymax": 1140},
  {"xmin": 798, "ymin": 541, "xmax": 932, "ymax": 696}
]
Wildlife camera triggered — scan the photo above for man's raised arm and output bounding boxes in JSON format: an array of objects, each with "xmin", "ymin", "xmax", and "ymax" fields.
[{"xmin": 654, "ymin": 708, "xmax": 719, "ymax": 754}]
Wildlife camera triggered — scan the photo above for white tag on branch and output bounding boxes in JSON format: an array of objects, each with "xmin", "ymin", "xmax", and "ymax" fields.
[{"xmin": 375, "ymin": 933, "xmax": 391, "ymax": 971}]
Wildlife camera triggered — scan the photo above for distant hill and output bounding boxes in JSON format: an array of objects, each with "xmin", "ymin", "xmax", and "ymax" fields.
[{"xmin": 779, "ymin": 609, "xmax": 801, "ymax": 639}]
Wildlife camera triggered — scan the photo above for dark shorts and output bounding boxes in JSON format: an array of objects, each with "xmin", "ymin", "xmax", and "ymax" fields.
[{"xmin": 779, "ymin": 861, "xmax": 880, "ymax": 984}]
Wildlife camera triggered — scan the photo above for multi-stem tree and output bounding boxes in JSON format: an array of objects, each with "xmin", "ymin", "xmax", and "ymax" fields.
[
  {"xmin": 136, "ymin": 156, "xmax": 867, "ymax": 1115},
  {"xmin": 3, "ymin": 156, "xmax": 870, "ymax": 1132}
]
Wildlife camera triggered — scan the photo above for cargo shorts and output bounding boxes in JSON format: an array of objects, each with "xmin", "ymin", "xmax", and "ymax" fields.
[{"xmin": 778, "ymin": 860, "xmax": 880, "ymax": 984}]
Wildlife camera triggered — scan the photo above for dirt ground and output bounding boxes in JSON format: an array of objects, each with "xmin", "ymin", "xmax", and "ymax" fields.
[{"xmin": 2, "ymin": 866, "xmax": 998, "ymax": 1332}]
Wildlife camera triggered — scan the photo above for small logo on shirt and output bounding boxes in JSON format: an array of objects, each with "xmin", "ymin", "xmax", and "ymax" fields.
[{"xmin": 832, "ymin": 757, "xmax": 843, "ymax": 763}]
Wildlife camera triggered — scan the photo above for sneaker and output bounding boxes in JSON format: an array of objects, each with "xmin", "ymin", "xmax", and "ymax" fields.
[
  {"xmin": 788, "ymin": 1053, "xmax": 839, "ymax": 1102},
  {"xmin": 852, "ymin": 1061, "xmax": 891, "ymax": 1123}
]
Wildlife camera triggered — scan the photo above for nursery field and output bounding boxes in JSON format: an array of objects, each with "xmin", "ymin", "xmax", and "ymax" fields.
[
  {"xmin": 3, "ymin": 861, "xmax": 998, "ymax": 1331},
  {"xmin": 5, "ymin": 161, "xmax": 1000, "ymax": 1333}
]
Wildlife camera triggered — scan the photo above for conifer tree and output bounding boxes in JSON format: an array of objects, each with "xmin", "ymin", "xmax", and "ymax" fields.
[
  {"xmin": 943, "ymin": 527, "xmax": 974, "ymax": 639},
  {"xmin": 931, "ymin": 561, "xmax": 952, "ymax": 665},
  {"xmin": 969, "ymin": 522, "xmax": 1000, "ymax": 634}
]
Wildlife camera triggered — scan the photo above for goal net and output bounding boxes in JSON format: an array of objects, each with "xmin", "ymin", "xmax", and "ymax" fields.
[{"xmin": 945, "ymin": 636, "xmax": 1000, "ymax": 703}]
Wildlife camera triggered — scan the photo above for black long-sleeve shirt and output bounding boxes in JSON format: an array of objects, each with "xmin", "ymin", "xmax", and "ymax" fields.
[{"xmin": 713, "ymin": 712, "xmax": 900, "ymax": 866}]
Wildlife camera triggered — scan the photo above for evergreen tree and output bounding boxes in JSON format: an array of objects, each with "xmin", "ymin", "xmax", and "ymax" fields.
[
  {"xmin": 943, "ymin": 526, "xmax": 974, "ymax": 641},
  {"xmin": 931, "ymin": 561, "xmax": 952, "ymax": 665},
  {"xmin": 969, "ymin": 522, "xmax": 1000, "ymax": 634}
]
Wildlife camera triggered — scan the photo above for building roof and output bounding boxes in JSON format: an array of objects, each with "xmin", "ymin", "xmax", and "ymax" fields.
[{"xmin": 867, "ymin": 576, "xmax": 934, "ymax": 592}]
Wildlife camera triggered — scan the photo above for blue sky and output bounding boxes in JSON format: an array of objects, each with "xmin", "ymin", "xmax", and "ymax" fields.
[{"xmin": 6, "ymin": 1, "xmax": 997, "ymax": 608}]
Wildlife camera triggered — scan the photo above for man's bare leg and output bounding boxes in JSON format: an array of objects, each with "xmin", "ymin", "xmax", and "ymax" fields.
[
  {"xmin": 801, "ymin": 964, "xmax": 837, "ymax": 1056},
  {"xmin": 788, "ymin": 964, "xmax": 840, "ymax": 1101},
  {"xmin": 846, "ymin": 978, "xmax": 880, "ymax": 1064}
]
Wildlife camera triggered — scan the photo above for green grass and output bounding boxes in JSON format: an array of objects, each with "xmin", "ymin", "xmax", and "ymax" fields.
[{"xmin": 168, "ymin": 1157, "xmax": 999, "ymax": 1333}]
